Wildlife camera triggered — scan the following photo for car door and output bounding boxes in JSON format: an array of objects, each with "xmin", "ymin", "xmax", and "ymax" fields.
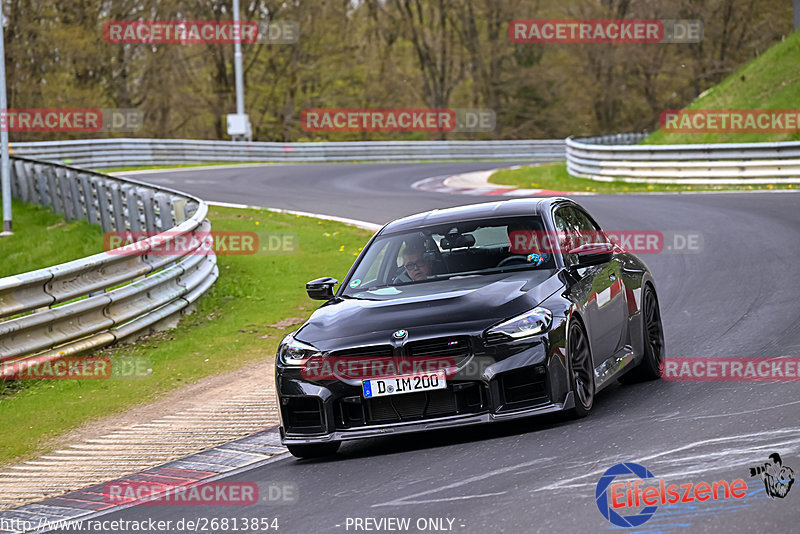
[{"xmin": 555, "ymin": 206, "xmax": 627, "ymax": 365}]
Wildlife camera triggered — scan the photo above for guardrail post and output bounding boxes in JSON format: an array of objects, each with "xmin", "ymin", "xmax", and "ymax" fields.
[
  {"xmin": 109, "ymin": 182, "xmax": 126, "ymax": 231},
  {"xmin": 9, "ymin": 158, "xmax": 18, "ymax": 199},
  {"xmin": 17, "ymin": 160, "xmax": 31, "ymax": 203},
  {"xmin": 49, "ymin": 166, "xmax": 66, "ymax": 215},
  {"xmin": 78, "ymin": 173, "xmax": 98, "ymax": 225},
  {"xmin": 11, "ymin": 160, "xmax": 28, "ymax": 202},
  {"xmin": 140, "ymin": 188, "xmax": 157, "ymax": 233},
  {"xmin": 184, "ymin": 201, "xmax": 199, "ymax": 220},
  {"xmin": 121, "ymin": 184, "xmax": 141, "ymax": 232},
  {"xmin": 155, "ymin": 192, "xmax": 174, "ymax": 231},
  {"xmin": 93, "ymin": 177, "xmax": 113, "ymax": 232},
  {"xmin": 35, "ymin": 164, "xmax": 50, "ymax": 208},
  {"xmin": 173, "ymin": 198, "xmax": 187, "ymax": 224},
  {"xmin": 60, "ymin": 168, "xmax": 78, "ymax": 221},
  {"xmin": 27, "ymin": 162, "xmax": 40, "ymax": 204}
]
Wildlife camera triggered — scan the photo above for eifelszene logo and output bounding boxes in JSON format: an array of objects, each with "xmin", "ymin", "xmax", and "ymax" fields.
[{"xmin": 595, "ymin": 462, "xmax": 748, "ymax": 528}]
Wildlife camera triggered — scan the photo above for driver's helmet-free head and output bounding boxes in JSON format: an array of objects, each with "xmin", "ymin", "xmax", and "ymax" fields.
[{"xmin": 400, "ymin": 235, "xmax": 435, "ymax": 281}]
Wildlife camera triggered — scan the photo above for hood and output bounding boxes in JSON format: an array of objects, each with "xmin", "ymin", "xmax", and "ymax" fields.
[{"xmin": 295, "ymin": 271, "xmax": 564, "ymax": 350}]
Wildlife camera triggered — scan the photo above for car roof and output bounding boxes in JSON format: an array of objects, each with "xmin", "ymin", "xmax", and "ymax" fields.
[{"xmin": 380, "ymin": 197, "xmax": 572, "ymax": 234}]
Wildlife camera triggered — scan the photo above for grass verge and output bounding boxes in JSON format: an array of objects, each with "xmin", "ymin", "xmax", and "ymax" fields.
[
  {"xmin": 489, "ymin": 162, "xmax": 796, "ymax": 193},
  {"xmin": 643, "ymin": 31, "xmax": 800, "ymax": 145},
  {"xmin": 0, "ymin": 199, "xmax": 106, "ymax": 278},
  {"xmin": 0, "ymin": 204, "xmax": 373, "ymax": 464}
]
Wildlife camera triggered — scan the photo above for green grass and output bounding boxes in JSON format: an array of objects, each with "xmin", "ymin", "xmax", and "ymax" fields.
[
  {"xmin": 0, "ymin": 199, "xmax": 106, "ymax": 278},
  {"xmin": 0, "ymin": 205, "xmax": 372, "ymax": 464},
  {"xmin": 644, "ymin": 31, "xmax": 800, "ymax": 145},
  {"xmin": 489, "ymin": 162, "xmax": 796, "ymax": 193}
]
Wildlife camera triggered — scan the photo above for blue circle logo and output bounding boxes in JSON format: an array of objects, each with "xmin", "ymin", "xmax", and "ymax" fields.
[{"xmin": 595, "ymin": 462, "xmax": 658, "ymax": 528}]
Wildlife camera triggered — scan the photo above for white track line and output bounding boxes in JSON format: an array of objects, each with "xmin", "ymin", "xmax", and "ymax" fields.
[{"xmin": 207, "ymin": 200, "xmax": 383, "ymax": 230}]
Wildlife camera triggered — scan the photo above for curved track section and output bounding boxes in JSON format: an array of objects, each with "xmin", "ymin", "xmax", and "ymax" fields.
[{"xmin": 71, "ymin": 163, "xmax": 800, "ymax": 533}]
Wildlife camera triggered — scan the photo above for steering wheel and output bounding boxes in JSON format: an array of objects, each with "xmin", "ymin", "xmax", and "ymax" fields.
[{"xmin": 496, "ymin": 255, "xmax": 529, "ymax": 268}]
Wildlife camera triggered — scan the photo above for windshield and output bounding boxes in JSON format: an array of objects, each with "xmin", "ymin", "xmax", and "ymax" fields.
[{"xmin": 343, "ymin": 216, "xmax": 556, "ymax": 297}]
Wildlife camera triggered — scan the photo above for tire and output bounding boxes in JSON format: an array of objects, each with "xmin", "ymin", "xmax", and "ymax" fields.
[
  {"xmin": 287, "ymin": 441, "xmax": 341, "ymax": 459},
  {"xmin": 567, "ymin": 319, "xmax": 595, "ymax": 418},
  {"xmin": 622, "ymin": 284, "xmax": 665, "ymax": 383}
]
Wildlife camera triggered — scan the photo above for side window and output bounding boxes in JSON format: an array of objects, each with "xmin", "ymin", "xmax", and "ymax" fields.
[
  {"xmin": 573, "ymin": 209, "xmax": 608, "ymax": 242},
  {"xmin": 554, "ymin": 207, "xmax": 579, "ymax": 266},
  {"xmin": 554, "ymin": 206, "xmax": 607, "ymax": 266}
]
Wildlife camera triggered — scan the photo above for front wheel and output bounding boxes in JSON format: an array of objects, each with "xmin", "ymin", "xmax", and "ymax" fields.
[
  {"xmin": 286, "ymin": 441, "xmax": 341, "ymax": 459},
  {"xmin": 567, "ymin": 319, "xmax": 595, "ymax": 418}
]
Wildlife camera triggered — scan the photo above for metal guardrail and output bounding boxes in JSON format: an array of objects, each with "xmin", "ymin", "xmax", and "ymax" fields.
[
  {"xmin": 15, "ymin": 135, "xmax": 800, "ymax": 183},
  {"xmin": 0, "ymin": 156, "xmax": 219, "ymax": 373},
  {"xmin": 567, "ymin": 134, "xmax": 800, "ymax": 183},
  {"xmin": 9, "ymin": 138, "xmax": 566, "ymax": 168}
]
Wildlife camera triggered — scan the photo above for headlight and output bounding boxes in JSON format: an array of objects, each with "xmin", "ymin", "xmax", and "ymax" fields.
[
  {"xmin": 487, "ymin": 307, "xmax": 552, "ymax": 339},
  {"xmin": 277, "ymin": 334, "xmax": 321, "ymax": 366}
]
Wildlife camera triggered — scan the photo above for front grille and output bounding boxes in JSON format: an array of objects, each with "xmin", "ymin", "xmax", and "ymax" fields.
[
  {"xmin": 328, "ymin": 336, "xmax": 483, "ymax": 429},
  {"xmin": 328, "ymin": 337, "xmax": 470, "ymax": 360},
  {"xmin": 334, "ymin": 383, "xmax": 486, "ymax": 429},
  {"xmin": 407, "ymin": 336, "xmax": 470, "ymax": 359}
]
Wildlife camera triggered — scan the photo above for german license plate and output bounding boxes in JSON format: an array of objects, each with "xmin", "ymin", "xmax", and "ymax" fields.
[{"xmin": 362, "ymin": 371, "xmax": 446, "ymax": 399}]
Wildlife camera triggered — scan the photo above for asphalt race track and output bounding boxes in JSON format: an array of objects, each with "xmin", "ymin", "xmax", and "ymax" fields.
[{"xmin": 85, "ymin": 163, "xmax": 800, "ymax": 533}]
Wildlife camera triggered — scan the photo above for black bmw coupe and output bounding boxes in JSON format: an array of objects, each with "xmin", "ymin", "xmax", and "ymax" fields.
[{"xmin": 276, "ymin": 197, "xmax": 664, "ymax": 458}]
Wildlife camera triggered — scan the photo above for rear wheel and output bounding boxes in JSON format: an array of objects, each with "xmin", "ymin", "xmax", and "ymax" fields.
[
  {"xmin": 622, "ymin": 285, "xmax": 664, "ymax": 383},
  {"xmin": 568, "ymin": 319, "xmax": 595, "ymax": 418},
  {"xmin": 287, "ymin": 441, "xmax": 341, "ymax": 459}
]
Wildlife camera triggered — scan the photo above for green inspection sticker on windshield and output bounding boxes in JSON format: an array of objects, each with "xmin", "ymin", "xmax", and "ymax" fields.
[{"xmin": 349, "ymin": 279, "xmax": 361, "ymax": 288}]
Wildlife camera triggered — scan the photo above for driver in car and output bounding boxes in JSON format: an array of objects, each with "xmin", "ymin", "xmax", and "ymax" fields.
[{"xmin": 397, "ymin": 241, "xmax": 432, "ymax": 282}]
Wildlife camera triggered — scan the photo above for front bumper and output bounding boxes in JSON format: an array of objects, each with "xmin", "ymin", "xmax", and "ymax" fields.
[
  {"xmin": 280, "ymin": 392, "xmax": 574, "ymax": 444},
  {"xmin": 276, "ymin": 330, "xmax": 572, "ymax": 445}
]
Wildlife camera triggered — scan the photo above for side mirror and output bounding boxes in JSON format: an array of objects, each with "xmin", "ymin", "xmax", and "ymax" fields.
[
  {"xmin": 568, "ymin": 242, "xmax": 614, "ymax": 268},
  {"xmin": 306, "ymin": 277, "xmax": 338, "ymax": 300}
]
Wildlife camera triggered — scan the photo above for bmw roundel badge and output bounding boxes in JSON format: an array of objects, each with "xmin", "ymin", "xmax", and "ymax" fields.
[{"xmin": 392, "ymin": 329, "xmax": 408, "ymax": 340}]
